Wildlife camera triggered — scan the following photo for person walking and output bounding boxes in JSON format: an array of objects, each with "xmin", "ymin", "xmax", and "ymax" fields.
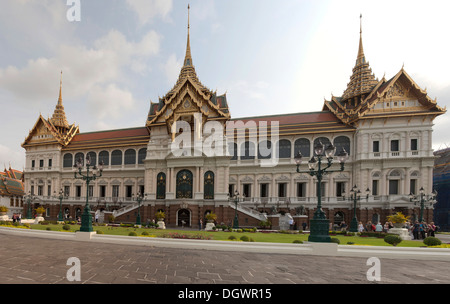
[
  {"xmin": 358, "ymin": 221, "xmax": 364, "ymax": 233},
  {"xmin": 365, "ymin": 221, "xmax": 373, "ymax": 232},
  {"xmin": 383, "ymin": 222, "xmax": 390, "ymax": 233},
  {"xmin": 429, "ymin": 222, "xmax": 436, "ymax": 237},
  {"xmin": 413, "ymin": 221, "xmax": 420, "ymax": 240},
  {"xmin": 375, "ymin": 222, "xmax": 383, "ymax": 233}
]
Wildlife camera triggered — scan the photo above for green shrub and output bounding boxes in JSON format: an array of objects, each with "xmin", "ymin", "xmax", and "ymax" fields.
[
  {"xmin": 423, "ymin": 237, "xmax": 442, "ymax": 247},
  {"xmin": 384, "ymin": 234, "xmax": 402, "ymax": 246},
  {"xmin": 141, "ymin": 231, "xmax": 149, "ymax": 236},
  {"xmin": 240, "ymin": 235, "xmax": 249, "ymax": 242},
  {"xmin": 62, "ymin": 224, "xmax": 71, "ymax": 231},
  {"xmin": 96, "ymin": 230, "xmax": 104, "ymax": 234},
  {"xmin": 128, "ymin": 231, "xmax": 138, "ymax": 236},
  {"xmin": 228, "ymin": 235, "xmax": 236, "ymax": 241},
  {"xmin": 293, "ymin": 240, "xmax": 303, "ymax": 244},
  {"xmin": 330, "ymin": 238, "xmax": 340, "ymax": 244},
  {"xmin": 46, "ymin": 227, "xmax": 52, "ymax": 231}
]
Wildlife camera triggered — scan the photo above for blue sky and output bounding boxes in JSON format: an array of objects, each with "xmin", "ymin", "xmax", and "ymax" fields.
[{"xmin": 1, "ymin": 0, "xmax": 450, "ymax": 169}]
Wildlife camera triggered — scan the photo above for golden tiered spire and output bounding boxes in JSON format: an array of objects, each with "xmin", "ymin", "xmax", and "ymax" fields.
[
  {"xmin": 342, "ymin": 14, "xmax": 378, "ymax": 101},
  {"xmin": 167, "ymin": 4, "xmax": 209, "ymax": 95},
  {"xmin": 184, "ymin": 4, "xmax": 192, "ymax": 67},
  {"xmin": 50, "ymin": 71, "xmax": 70, "ymax": 132}
]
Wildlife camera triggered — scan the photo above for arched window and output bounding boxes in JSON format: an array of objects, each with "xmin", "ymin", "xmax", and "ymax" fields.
[
  {"xmin": 229, "ymin": 142, "xmax": 238, "ymax": 160},
  {"xmin": 294, "ymin": 138, "xmax": 310, "ymax": 157},
  {"xmin": 124, "ymin": 149, "xmax": 136, "ymax": 165},
  {"xmin": 63, "ymin": 154, "xmax": 73, "ymax": 168},
  {"xmin": 241, "ymin": 141, "xmax": 256, "ymax": 160},
  {"xmin": 87, "ymin": 152, "xmax": 97, "ymax": 166},
  {"xmin": 258, "ymin": 140, "xmax": 272, "ymax": 159},
  {"xmin": 277, "ymin": 139, "xmax": 291, "ymax": 159},
  {"xmin": 156, "ymin": 172, "xmax": 166, "ymax": 199},
  {"xmin": 204, "ymin": 171, "xmax": 214, "ymax": 199},
  {"xmin": 138, "ymin": 148, "xmax": 147, "ymax": 164},
  {"xmin": 111, "ymin": 150, "xmax": 122, "ymax": 165},
  {"xmin": 74, "ymin": 152, "xmax": 84, "ymax": 165},
  {"xmin": 99, "ymin": 151, "xmax": 109, "ymax": 166},
  {"xmin": 176, "ymin": 170, "xmax": 193, "ymax": 199},
  {"xmin": 388, "ymin": 170, "xmax": 402, "ymax": 195},
  {"xmin": 334, "ymin": 136, "xmax": 351, "ymax": 156},
  {"xmin": 313, "ymin": 137, "xmax": 331, "ymax": 155}
]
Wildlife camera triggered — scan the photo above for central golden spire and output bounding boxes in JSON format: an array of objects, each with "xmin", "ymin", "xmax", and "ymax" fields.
[
  {"xmin": 342, "ymin": 14, "xmax": 378, "ymax": 101},
  {"xmin": 356, "ymin": 14, "xmax": 365, "ymax": 66},
  {"xmin": 184, "ymin": 4, "xmax": 192, "ymax": 67},
  {"xmin": 50, "ymin": 71, "xmax": 70, "ymax": 131},
  {"xmin": 166, "ymin": 4, "xmax": 209, "ymax": 95}
]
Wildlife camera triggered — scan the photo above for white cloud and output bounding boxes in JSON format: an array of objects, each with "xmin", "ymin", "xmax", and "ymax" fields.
[
  {"xmin": 126, "ymin": 0, "xmax": 173, "ymax": 25},
  {"xmin": 86, "ymin": 84, "xmax": 136, "ymax": 128},
  {"xmin": 0, "ymin": 29, "xmax": 161, "ymax": 104},
  {"xmin": 162, "ymin": 53, "xmax": 182, "ymax": 84},
  {"xmin": 0, "ymin": 144, "xmax": 25, "ymax": 170}
]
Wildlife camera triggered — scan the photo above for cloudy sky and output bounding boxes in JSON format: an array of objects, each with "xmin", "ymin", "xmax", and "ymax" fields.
[{"xmin": 1, "ymin": 0, "xmax": 449, "ymax": 170}]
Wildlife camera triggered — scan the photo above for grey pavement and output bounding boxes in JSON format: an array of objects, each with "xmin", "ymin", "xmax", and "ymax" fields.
[{"xmin": 0, "ymin": 233, "xmax": 449, "ymax": 285}]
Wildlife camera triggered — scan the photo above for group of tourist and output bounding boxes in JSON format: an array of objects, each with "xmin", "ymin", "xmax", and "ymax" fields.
[
  {"xmin": 337, "ymin": 220, "xmax": 438, "ymax": 240},
  {"xmin": 11, "ymin": 213, "xmax": 22, "ymax": 223},
  {"xmin": 339, "ymin": 221, "xmax": 438, "ymax": 240},
  {"xmin": 410, "ymin": 221, "xmax": 437, "ymax": 240}
]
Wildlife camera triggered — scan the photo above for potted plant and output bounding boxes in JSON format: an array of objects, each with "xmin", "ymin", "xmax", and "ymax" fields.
[
  {"xmin": 205, "ymin": 213, "xmax": 217, "ymax": 223},
  {"xmin": 156, "ymin": 211, "xmax": 165, "ymax": 221},
  {"xmin": 386, "ymin": 212, "xmax": 409, "ymax": 228},
  {"xmin": 155, "ymin": 211, "xmax": 166, "ymax": 229},
  {"xmin": 35, "ymin": 206, "xmax": 46, "ymax": 217},
  {"xmin": 0, "ymin": 206, "xmax": 8, "ymax": 216}
]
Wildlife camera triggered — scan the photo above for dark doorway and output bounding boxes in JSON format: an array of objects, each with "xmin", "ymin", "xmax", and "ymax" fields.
[{"xmin": 178, "ymin": 209, "xmax": 191, "ymax": 227}]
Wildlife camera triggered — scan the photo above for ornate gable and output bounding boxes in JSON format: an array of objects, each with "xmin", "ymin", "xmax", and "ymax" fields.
[
  {"xmin": 146, "ymin": 6, "xmax": 230, "ymax": 137},
  {"xmin": 323, "ymin": 16, "xmax": 446, "ymax": 125},
  {"xmin": 22, "ymin": 74, "xmax": 79, "ymax": 148}
]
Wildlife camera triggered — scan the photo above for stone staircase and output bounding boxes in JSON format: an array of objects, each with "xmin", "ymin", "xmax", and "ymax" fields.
[
  {"xmin": 112, "ymin": 202, "xmax": 140, "ymax": 218},
  {"xmin": 228, "ymin": 201, "xmax": 268, "ymax": 222}
]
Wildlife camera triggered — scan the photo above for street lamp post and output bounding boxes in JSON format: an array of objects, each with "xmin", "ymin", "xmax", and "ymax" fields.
[
  {"xmin": 295, "ymin": 141, "xmax": 348, "ymax": 242},
  {"xmin": 133, "ymin": 192, "xmax": 145, "ymax": 226},
  {"xmin": 73, "ymin": 155, "xmax": 104, "ymax": 232},
  {"xmin": 24, "ymin": 191, "xmax": 36, "ymax": 219},
  {"xmin": 409, "ymin": 187, "xmax": 437, "ymax": 223},
  {"xmin": 342, "ymin": 185, "xmax": 369, "ymax": 233},
  {"xmin": 54, "ymin": 188, "xmax": 65, "ymax": 223},
  {"xmin": 233, "ymin": 190, "xmax": 241, "ymax": 229}
]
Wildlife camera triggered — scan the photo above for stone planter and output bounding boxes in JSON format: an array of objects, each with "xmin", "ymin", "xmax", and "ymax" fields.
[
  {"xmin": 205, "ymin": 222, "xmax": 215, "ymax": 231},
  {"xmin": 34, "ymin": 216, "xmax": 45, "ymax": 224},
  {"xmin": 388, "ymin": 228, "xmax": 411, "ymax": 240},
  {"xmin": 393, "ymin": 223, "xmax": 404, "ymax": 228},
  {"xmin": 157, "ymin": 220, "xmax": 166, "ymax": 229}
]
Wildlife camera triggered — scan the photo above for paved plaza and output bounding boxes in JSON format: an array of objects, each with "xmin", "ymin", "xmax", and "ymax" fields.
[{"xmin": 0, "ymin": 233, "xmax": 449, "ymax": 285}]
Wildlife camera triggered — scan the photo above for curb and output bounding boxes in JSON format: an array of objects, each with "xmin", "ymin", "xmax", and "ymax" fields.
[{"xmin": 1, "ymin": 226, "xmax": 449, "ymax": 261}]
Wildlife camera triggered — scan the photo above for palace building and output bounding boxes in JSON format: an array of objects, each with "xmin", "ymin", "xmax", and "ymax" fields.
[
  {"xmin": 0, "ymin": 167, "xmax": 25, "ymax": 217},
  {"xmin": 20, "ymin": 13, "xmax": 446, "ymax": 230}
]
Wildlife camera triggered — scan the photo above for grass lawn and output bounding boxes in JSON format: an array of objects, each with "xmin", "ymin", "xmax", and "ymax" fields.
[{"xmin": 27, "ymin": 223, "xmax": 426, "ymax": 248}]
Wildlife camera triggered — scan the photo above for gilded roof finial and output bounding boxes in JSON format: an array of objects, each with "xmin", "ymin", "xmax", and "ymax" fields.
[
  {"xmin": 184, "ymin": 4, "xmax": 192, "ymax": 67},
  {"xmin": 50, "ymin": 71, "xmax": 70, "ymax": 130},
  {"xmin": 58, "ymin": 70, "xmax": 63, "ymax": 104},
  {"xmin": 357, "ymin": 14, "xmax": 365, "ymax": 64}
]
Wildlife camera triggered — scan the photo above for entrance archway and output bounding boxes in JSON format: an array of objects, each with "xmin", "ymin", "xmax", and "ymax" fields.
[{"xmin": 177, "ymin": 209, "xmax": 191, "ymax": 227}]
